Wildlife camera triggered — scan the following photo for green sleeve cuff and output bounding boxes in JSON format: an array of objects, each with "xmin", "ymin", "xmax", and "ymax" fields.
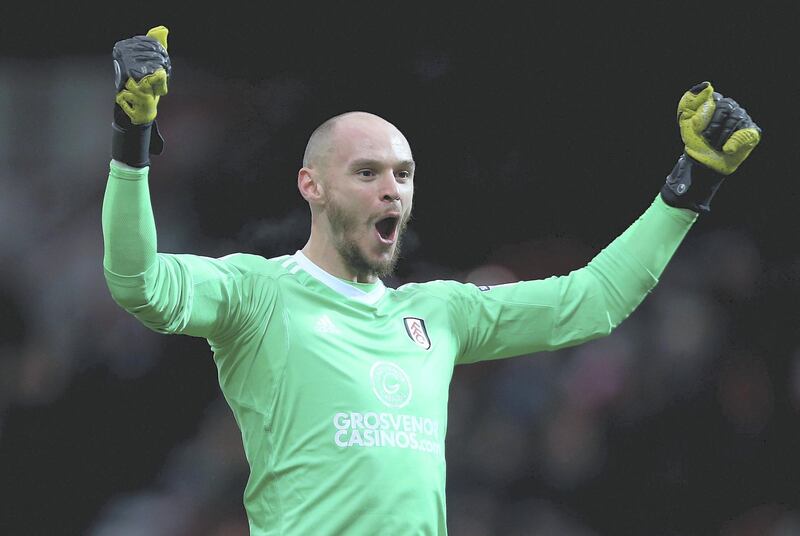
[
  {"xmin": 653, "ymin": 193, "xmax": 699, "ymax": 225},
  {"xmin": 109, "ymin": 159, "xmax": 149, "ymax": 181}
]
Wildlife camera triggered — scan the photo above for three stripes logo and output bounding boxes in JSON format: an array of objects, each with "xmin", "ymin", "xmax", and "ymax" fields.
[
  {"xmin": 403, "ymin": 317, "xmax": 431, "ymax": 350},
  {"xmin": 315, "ymin": 314, "xmax": 341, "ymax": 335}
]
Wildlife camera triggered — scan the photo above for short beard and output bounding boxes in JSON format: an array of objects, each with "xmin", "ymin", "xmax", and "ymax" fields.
[{"xmin": 328, "ymin": 201, "xmax": 406, "ymax": 280}]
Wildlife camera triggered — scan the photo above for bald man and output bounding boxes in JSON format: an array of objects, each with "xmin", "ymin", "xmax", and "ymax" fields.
[
  {"xmin": 101, "ymin": 109, "xmax": 688, "ymax": 534},
  {"xmin": 104, "ymin": 31, "xmax": 761, "ymax": 535}
]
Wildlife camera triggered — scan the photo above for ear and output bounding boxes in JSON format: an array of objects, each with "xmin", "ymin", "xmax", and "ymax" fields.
[{"xmin": 298, "ymin": 167, "xmax": 324, "ymax": 204}]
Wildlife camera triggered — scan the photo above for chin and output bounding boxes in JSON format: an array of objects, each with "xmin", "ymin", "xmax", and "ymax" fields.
[
  {"xmin": 364, "ymin": 244, "xmax": 401, "ymax": 278},
  {"xmin": 338, "ymin": 240, "xmax": 399, "ymax": 279},
  {"xmin": 375, "ymin": 250, "xmax": 402, "ymax": 277}
]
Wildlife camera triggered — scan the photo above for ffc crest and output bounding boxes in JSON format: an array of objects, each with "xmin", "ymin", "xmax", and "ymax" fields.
[{"xmin": 403, "ymin": 317, "xmax": 431, "ymax": 350}]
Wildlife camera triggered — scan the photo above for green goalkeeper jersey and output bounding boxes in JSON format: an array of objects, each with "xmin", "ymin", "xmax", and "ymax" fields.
[{"xmin": 102, "ymin": 161, "xmax": 697, "ymax": 535}]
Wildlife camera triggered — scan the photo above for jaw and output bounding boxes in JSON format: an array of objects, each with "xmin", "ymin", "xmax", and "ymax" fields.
[
  {"xmin": 322, "ymin": 206, "xmax": 408, "ymax": 280},
  {"xmin": 353, "ymin": 230, "xmax": 402, "ymax": 279},
  {"xmin": 327, "ymin": 230, "xmax": 394, "ymax": 281},
  {"xmin": 364, "ymin": 237, "xmax": 397, "ymax": 266}
]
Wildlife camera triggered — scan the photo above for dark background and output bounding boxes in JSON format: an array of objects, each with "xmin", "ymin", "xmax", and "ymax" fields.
[{"xmin": 0, "ymin": 2, "xmax": 798, "ymax": 535}]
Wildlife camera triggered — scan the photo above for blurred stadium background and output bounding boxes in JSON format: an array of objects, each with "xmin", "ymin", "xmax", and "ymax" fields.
[{"xmin": 1, "ymin": 3, "xmax": 799, "ymax": 535}]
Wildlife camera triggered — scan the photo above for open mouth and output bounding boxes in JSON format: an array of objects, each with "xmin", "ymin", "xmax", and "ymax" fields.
[{"xmin": 375, "ymin": 216, "xmax": 399, "ymax": 244}]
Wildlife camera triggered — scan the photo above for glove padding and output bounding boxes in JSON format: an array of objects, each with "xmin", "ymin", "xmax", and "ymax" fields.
[
  {"xmin": 113, "ymin": 26, "xmax": 171, "ymax": 125},
  {"xmin": 661, "ymin": 82, "xmax": 761, "ymax": 213},
  {"xmin": 678, "ymin": 81, "xmax": 761, "ymax": 175}
]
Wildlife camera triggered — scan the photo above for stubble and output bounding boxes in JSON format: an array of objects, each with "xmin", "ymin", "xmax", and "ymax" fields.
[{"xmin": 327, "ymin": 200, "xmax": 406, "ymax": 280}]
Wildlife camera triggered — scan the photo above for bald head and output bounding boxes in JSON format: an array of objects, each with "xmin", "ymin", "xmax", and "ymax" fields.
[
  {"xmin": 296, "ymin": 111, "xmax": 416, "ymax": 282},
  {"xmin": 302, "ymin": 111, "xmax": 410, "ymax": 169}
]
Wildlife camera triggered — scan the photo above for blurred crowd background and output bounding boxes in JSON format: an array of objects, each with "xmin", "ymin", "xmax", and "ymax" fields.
[{"xmin": 1, "ymin": 4, "xmax": 799, "ymax": 535}]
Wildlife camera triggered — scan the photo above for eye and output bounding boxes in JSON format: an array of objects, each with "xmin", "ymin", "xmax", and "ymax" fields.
[
  {"xmin": 397, "ymin": 170, "xmax": 412, "ymax": 181},
  {"xmin": 357, "ymin": 169, "xmax": 375, "ymax": 178}
]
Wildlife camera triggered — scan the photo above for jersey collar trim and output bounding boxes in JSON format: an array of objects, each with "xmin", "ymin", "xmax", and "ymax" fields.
[{"xmin": 292, "ymin": 251, "xmax": 386, "ymax": 305}]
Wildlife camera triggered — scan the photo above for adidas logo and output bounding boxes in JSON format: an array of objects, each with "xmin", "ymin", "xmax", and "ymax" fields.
[{"xmin": 315, "ymin": 314, "xmax": 341, "ymax": 335}]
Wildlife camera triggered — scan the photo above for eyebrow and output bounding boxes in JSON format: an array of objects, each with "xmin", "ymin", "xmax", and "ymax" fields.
[{"xmin": 350, "ymin": 158, "xmax": 416, "ymax": 170}]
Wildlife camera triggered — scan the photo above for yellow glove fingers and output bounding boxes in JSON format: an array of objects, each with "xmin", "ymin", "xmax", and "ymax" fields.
[
  {"xmin": 688, "ymin": 93, "xmax": 716, "ymax": 134},
  {"xmin": 146, "ymin": 26, "xmax": 169, "ymax": 51},
  {"xmin": 124, "ymin": 69, "xmax": 168, "ymax": 97},
  {"xmin": 115, "ymin": 91, "xmax": 137, "ymax": 117},
  {"xmin": 679, "ymin": 122, "xmax": 715, "ymax": 163},
  {"xmin": 677, "ymin": 82, "xmax": 714, "ymax": 118},
  {"xmin": 722, "ymin": 128, "xmax": 761, "ymax": 155},
  {"xmin": 116, "ymin": 88, "xmax": 160, "ymax": 124},
  {"xmin": 678, "ymin": 83, "xmax": 716, "ymax": 161},
  {"xmin": 140, "ymin": 69, "xmax": 168, "ymax": 97}
]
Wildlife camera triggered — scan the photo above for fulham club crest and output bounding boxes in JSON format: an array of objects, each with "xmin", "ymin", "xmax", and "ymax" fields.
[{"xmin": 404, "ymin": 317, "xmax": 431, "ymax": 350}]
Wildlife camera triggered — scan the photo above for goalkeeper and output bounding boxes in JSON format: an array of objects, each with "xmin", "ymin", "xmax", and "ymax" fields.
[{"xmin": 102, "ymin": 26, "xmax": 761, "ymax": 536}]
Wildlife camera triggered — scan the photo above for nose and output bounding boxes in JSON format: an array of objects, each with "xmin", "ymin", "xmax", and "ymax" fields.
[{"xmin": 380, "ymin": 172, "xmax": 401, "ymax": 202}]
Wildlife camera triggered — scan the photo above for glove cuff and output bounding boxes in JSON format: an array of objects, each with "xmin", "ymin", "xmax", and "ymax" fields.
[
  {"xmin": 660, "ymin": 153, "xmax": 725, "ymax": 213},
  {"xmin": 111, "ymin": 105, "xmax": 165, "ymax": 168}
]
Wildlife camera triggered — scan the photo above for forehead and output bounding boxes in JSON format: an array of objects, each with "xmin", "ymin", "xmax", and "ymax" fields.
[{"xmin": 330, "ymin": 116, "xmax": 413, "ymax": 165}]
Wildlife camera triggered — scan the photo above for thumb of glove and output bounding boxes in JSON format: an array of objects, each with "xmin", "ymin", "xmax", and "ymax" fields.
[
  {"xmin": 722, "ymin": 128, "xmax": 761, "ymax": 155},
  {"xmin": 146, "ymin": 26, "xmax": 169, "ymax": 51}
]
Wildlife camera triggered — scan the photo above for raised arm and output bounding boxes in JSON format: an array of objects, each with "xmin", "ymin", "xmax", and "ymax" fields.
[
  {"xmin": 453, "ymin": 82, "xmax": 761, "ymax": 364},
  {"xmin": 103, "ymin": 25, "xmax": 172, "ymax": 323},
  {"xmin": 102, "ymin": 27, "xmax": 263, "ymax": 342}
]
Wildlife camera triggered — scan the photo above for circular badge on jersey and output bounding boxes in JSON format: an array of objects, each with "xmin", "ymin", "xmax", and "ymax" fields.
[{"xmin": 370, "ymin": 361, "xmax": 413, "ymax": 409}]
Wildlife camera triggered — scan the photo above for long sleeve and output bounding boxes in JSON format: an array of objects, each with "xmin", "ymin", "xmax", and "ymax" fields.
[
  {"xmin": 102, "ymin": 161, "xmax": 158, "ymax": 277},
  {"xmin": 450, "ymin": 195, "xmax": 698, "ymax": 364},
  {"xmin": 101, "ymin": 160, "xmax": 271, "ymax": 341}
]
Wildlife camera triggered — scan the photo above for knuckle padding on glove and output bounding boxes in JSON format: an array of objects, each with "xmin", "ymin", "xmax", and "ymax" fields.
[
  {"xmin": 113, "ymin": 36, "xmax": 171, "ymax": 91},
  {"xmin": 702, "ymin": 96, "xmax": 753, "ymax": 151}
]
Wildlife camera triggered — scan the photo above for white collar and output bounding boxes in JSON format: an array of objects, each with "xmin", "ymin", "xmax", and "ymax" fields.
[{"xmin": 291, "ymin": 251, "xmax": 387, "ymax": 305}]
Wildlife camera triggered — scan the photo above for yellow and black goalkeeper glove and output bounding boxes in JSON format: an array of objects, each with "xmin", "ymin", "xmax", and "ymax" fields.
[
  {"xmin": 660, "ymin": 82, "xmax": 762, "ymax": 213},
  {"xmin": 111, "ymin": 26, "xmax": 171, "ymax": 167}
]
